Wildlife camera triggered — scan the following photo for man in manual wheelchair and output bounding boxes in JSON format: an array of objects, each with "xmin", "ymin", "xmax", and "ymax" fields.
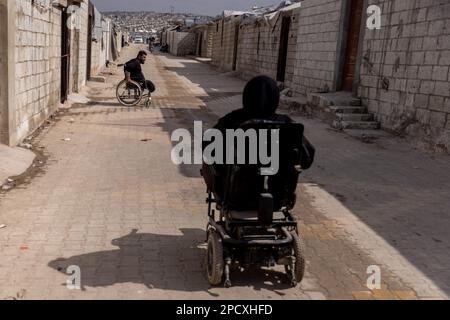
[
  {"xmin": 116, "ymin": 50, "xmax": 156, "ymax": 107},
  {"xmin": 201, "ymin": 75, "xmax": 315, "ymax": 288}
]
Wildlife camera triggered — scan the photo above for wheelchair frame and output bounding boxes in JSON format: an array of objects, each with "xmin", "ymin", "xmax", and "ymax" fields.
[
  {"xmin": 115, "ymin": 63, "xmax": 152, "ymax": 108},
  {"xmin": 205, "ymin": 173, "xmax": 306, "ymax": 288},
  {"xmin": 206, "ymin": 192, "xmax": 305, "ymax": 288}
]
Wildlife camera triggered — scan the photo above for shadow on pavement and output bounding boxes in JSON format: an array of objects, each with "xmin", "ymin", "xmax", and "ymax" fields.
[
  {"xmin": 156, "ymin": 55, "xmax": 450, "ymax": 297},
  {"xmin": 48, "ymin": 228, "xmax": 294, "ymax": 295}
]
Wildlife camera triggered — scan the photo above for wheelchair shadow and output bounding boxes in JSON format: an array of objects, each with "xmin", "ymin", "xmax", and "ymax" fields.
[{"xmin": 48, "ymin": 228, "xmax": 295, "ymax": 295}]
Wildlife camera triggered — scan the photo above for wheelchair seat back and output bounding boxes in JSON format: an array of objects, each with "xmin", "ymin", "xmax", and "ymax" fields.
[{"xmin": 223, "ymin": 120, "xmax": 305, "ymax": 212}]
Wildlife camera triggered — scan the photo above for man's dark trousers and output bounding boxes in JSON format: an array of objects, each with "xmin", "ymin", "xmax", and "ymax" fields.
[{"xmin": 142, "ymin": 80, "xmax": 156, "ymax": 93}]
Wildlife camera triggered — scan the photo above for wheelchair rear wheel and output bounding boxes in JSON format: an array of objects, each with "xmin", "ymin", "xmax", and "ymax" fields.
[
  {"xmin": 116, "ymin": 80, "xmax": 142, "ymax": 106},
  {"xmin": 285, "ymin": 231, "xmax": 306, "ymax": 286},
  {"xmin": 206, "ymin": 229, "xmax": 224, "ymax": 286}
]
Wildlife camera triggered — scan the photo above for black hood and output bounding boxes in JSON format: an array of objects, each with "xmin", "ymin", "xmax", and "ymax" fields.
[{"xmin": 242, "ymin": 75, "xmax": 280, "ymax": 117}]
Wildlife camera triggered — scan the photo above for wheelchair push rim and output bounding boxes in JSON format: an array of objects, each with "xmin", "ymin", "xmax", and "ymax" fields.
[{"xmin": 116, "ymin": 79, "xmax": 143, "ymax": 106}]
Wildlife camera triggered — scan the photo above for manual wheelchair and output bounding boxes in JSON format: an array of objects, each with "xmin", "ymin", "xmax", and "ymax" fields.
[
  {"xmin": 203, "ymin": 120, "xmax": 314, "ymax": 288},
  {"xmin": 115, "ymin": 64, "xmax": 152, "ymax": 108}
]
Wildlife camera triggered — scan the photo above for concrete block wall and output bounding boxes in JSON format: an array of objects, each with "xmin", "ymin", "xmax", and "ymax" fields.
[
  {"xmin": 13, "ymin": 0, "xmax": 62, "ymax": 144},
  {"xmin": 285, "ymin": 9, "xmax": 301, "ymax": 89},
  {"xmin": 90, "ymin": 39, "xmax": 101, "ymax": 75},
  {"xmin": 77, "ymin": 0, "xmax": 88, "ymax": 89},
  {"xmin": 0, "ymin": 1, "xmax": 7, "ymax": 143},
  {"xmin": 359, "ymin": 0, "xmax": 450, "ymax": 151},
  {"xmin": 69, "ymin": 0, "xmax": 88, "ymax": 93},
  {"xmin": 291, "ymin": 0, "xmax": 343, "ymax": 94},
  {"xmin": 173, "ymin": 32, "xmax": 197, "ymax": 56},
  {"xmin": 116, "ymin": 31, "xmax": 123, "ymax": 54},
  {"xmin": 211, "ymin": 16, "xmax": 240, "ymax": 71},
  {"xmin": 167, "ymin": 31, "xmax": 181, "ymax": 55},
  {"xmin": 236, "ymin": 8, "xmax": 300, "ymax": 85},
  {"xmin": 204, "ymin": 26, "xmax": 214, "ymax": 58},
  {"xmin": 195, "ymin": 26, "xmax": 213, "ymax": 58},
  {"xmin": 90, "ymin": 17, "xmax": 109, "ymax": 77},
  {"xmin": 237, "ymin": 21, "xmax": 277, "ymax": 79}
]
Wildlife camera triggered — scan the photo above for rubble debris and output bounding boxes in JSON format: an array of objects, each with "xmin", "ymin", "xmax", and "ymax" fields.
[
  {"xmin": 16, "ymin": 289, "xmax": 26, "ymax": 299},
  {"xmin": 19, "ymin": 143, "xmax": 32, "ymax": 149},
  {"xmin": 281, "ymin": 88, "xmax": 293, "ymax": 97}
]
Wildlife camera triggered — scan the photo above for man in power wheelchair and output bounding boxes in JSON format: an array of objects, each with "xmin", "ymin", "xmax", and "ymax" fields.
[
  {"xmin": 201, "ymin": 76, "xmax": 315, "ymax": 287},
  {"xmin": 116, "ymin": 50, "xmax": 155, "ymax": 107}
]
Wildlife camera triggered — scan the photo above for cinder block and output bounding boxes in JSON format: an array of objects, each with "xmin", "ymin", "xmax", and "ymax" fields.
[
  {"xmin": 429, "ymin": 110, "xmax": 447, "ymax": 128},
  {"xmin": 407, "ymin": 79, "xmax": 421, "ymax": 93},
  {"xmin": 418, "ymin": 66, "xmax": 433, "ymax": 79},
  {"xmin": 424, "ymin": 51, "xmax": 439, "ymax": 65},
  {"xmin": 434, "ymin": 82, "xmax": 450, "ymax": 97},
  {"xmin": 438, "ymin": 35, "xmax": 450, "ymax": 50},
  {"xmin": 423, "ymin": 37, "xmax": 438, "ymax": 50},
  {"xmin": 432, "ymin": 66, "xmax": 449, "ymax": 81},
  {"xmin": 414, "ymin": 94, "xmax": 430, "ymax": 109},
  {"xmin": 428, "ymin": 20, "xmax": 445, "ymax": 36},
  {"xmin": 429, "ymin": 96, "xmax": 446, "ymax": 113},
  {"xmin": 438, "ymin": 51, "xmax": 450, "ymax": 66},
  {"xmin": 411, "ymin": 51, "xmax": 425, "ymax": 65},
  {"xmin": 419, "ymin": 81, "xmax": 435, "ymax": 94}
]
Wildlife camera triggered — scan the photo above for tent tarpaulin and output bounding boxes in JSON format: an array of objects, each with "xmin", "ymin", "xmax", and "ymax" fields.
[{"xmin": 239, "ymin": 1, "xmax": 302, "ymax": 28}]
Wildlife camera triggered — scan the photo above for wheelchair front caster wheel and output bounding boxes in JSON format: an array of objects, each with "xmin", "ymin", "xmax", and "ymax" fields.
[
  {"xmin": 145, "ymin": 97, "xmax": 152, "ymax": 108},
  {"xmin": 224, "ymin": 279, "xmax": 232, "ymax": 288}
]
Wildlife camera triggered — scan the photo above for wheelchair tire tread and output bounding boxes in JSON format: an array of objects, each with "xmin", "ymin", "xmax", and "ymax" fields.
[
  {"xmin": 206, "ymin": 230, "xmax": 224, "ymax": 286},
  {"xmin": 291, "ymin": 231, "xmax": 306, "ymax": 283}
]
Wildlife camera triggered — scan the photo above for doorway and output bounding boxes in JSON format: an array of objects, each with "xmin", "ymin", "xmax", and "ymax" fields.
[
  {"xmin": 198, "ymin": 31, "xmax": 203, "ymax": 56},
  {"xmin": 341, "ymin": 0, "xmax": 364, "ymax": 91},
  {"xmin": 86, "ymin": 1, "xmax": 94, "ymax": 81},
  {"xmin": 61, "ymin": 8, "xmax": 71, "ymax": 103},
  {"xmin": 277, "ymin": 16, "xmax": 291, "ymax": 82},
  {"xmin": 232, "ymin": 24, "xmax": 239, "ymax": 71}
]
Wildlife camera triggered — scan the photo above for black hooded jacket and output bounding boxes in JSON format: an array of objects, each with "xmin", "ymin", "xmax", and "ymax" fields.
[
  {"xmin": 202, "ymin": 76, "xmax": 293, "ymax": 200},
  {"xmin": 213, "ymin": 75, "xmax": 292, "ymax": 132}
]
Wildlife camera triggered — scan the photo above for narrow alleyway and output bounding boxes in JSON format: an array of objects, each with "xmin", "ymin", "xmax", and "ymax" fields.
[{"xmin": 0, "ymin": 45, "xmax": 448, "ymax": 300}]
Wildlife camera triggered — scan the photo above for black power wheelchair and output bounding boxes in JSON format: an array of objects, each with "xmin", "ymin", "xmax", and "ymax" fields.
[{"xmin": 203, "ymin": 119, "xmax": 314, "ymax": 288}]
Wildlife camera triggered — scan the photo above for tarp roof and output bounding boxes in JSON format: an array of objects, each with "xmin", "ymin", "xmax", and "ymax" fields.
[{"xmin": 221, "ymin": 1, "xmax": 302, "ymax": 24}]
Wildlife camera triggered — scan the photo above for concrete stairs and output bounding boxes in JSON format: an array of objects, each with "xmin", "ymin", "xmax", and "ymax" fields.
[{"xmin": 307, "ymin": 91, "xmax": 380, "ymax": 131}]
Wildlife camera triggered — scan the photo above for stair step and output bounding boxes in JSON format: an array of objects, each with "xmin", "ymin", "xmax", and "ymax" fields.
[
  {"xmin": 307, "ymin": 92, "xmax": 362, "ymax": 107},
  {"xmin": 333, "ymin": 120, "xmax": 380, "ymax": 130},
  {"xmin": 335, "ymin": 113, "xmax": 374, "ymax": 121},
  {"xmin": 328, "ymin": 105, "xmax": 366, "ymax": 114}
]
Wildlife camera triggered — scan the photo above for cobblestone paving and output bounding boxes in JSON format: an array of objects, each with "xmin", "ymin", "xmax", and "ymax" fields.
[{"xmin": 0, "ymin": 45, "xmax": 448, "ymax": 300}]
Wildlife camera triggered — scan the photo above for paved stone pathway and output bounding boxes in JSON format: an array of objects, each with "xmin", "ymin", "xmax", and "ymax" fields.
[{"xmin": 0, "ymin": 45, "xmax": 448, "ymax": 300}]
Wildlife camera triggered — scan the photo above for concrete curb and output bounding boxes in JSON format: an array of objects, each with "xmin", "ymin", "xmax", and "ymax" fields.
[{"xmin": 0, "ymin": 144, "xmax": 35, "ymax": 187}]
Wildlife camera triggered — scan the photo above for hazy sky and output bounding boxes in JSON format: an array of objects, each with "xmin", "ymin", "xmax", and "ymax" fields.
[{"xmin": 91, "ymin": 0, "xmax": 278, "ymax": 16}]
